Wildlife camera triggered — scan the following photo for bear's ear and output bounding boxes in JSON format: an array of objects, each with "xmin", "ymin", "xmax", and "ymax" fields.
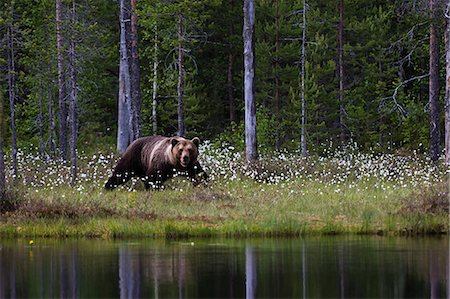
[
  {"xmin": 192, "ymin": 137, "xmax": 201, "ymax": 148},
  {"xmin": 171, "ymin": 138, "xmax": 180, "ymax": 148}
]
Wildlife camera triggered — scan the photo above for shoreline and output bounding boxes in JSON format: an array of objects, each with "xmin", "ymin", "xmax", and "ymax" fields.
[
  {"xmin": 1, "ymin": 219, "xmax": 448, "ymax": 239},
  {"xmin": 1, "ymin": 183, "xmax": 447, "ymax": 239}
]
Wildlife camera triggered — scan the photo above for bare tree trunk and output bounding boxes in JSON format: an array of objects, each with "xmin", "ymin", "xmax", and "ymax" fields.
[
  {"xmin": 300, "ymin": 0, "xmax": 307, "ymax": 157},
  {"xmin": 177, "ymin": 13, "xmax": 185, "ymax": 137},
  {"xmin": 56, "ymin": 0, "xmax": 68, "ymax": 161},
  {"xmin": 337, "ymin": 0, "xmax": 346, "ymax": 145},
  {"xmin": 130, "ymin": 0, "xmax": 141, "ymax": 140},
  {"xmin": 429, "ymin": 0, "xmax": 441, "ymax": 162},
  {"xmin": 445, "ymin": 1, "xmax": 450, "ymax": 165},
  {"xmin": 0, "ymin": 91, "xmax": 5, "ymax": 198},
  {"xmin": 68, "ymin": 0, "xmax": 77, "ymax": 185},
  {"xmin": 243, "ymin": 0, "xmax": 258, "ymax": 162},
  {"xmin": 7, "ymin": 20, "xmax": 17, "ymax": 179},
  {"xmin": 227, "ymin": 0, "xmax": 236, "ymax": 125},
  {"xmin": 39, "ymin": 64, "xmax": 45, "ymax": 161},
  {"xmin": 44, "ymin": 24, "xmax": 55, "ymax": 159},
  {"xmin": 152, "ymin": 22, "xmax": 158, "ymax": 135},
  {"xmin": 48, "ymin": 90, "xmax": 55, "ymax": 158},
  {"xmin": 0, "ymin": 135, "xmax": 4, "ymax": 198},
  {"xmin": 227, "ymin": 51, "xmax": 236, "ymax": 124},
  {"xmin": 274, "ymin": 0, "xmax": 281, "ymax": 149},
  {"xmin": 117, "ymin": 0, "xmax": 133, "ymax": 153}
]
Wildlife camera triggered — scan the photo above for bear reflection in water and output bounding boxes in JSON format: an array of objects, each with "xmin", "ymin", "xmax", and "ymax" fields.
[{"xmin": 105, "ymin": 135, "xmax": 207, "ymax": 190}]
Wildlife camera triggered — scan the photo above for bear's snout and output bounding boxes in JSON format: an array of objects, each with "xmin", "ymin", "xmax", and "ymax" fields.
[{"xmin": 182, "ymin": 155, "xmax": 190, "ymax": 164}]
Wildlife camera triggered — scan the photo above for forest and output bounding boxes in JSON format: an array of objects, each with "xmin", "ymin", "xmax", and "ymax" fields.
[{"xmin": 0, "ymin": 0, "xmax": 450, "ymax": 186}]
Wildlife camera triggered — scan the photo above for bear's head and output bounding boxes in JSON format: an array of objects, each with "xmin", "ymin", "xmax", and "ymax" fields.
[{"xmin": 171, "ymin": 137, "xmax": 200, "ymax": 168}]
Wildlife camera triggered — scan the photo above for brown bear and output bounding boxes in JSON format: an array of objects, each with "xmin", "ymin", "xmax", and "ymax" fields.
[{"xmin": 105, "ymin": 135, "xmax": 207, "ymax": 190}]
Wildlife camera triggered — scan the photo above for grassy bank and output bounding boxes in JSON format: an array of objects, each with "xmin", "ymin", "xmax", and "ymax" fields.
[{"xmin": 0, "ymin": 144, "xmax": 448, "ymax": 238}]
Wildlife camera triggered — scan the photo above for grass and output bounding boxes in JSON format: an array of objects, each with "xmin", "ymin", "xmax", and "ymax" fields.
[{"xmin": 0, "ymin": 143, "xmax": 448, "ymax": 238}]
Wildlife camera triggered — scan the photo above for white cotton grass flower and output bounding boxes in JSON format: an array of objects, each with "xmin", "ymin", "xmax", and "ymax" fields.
[{"xmin": 2, "ymin": 142, "xmax": 444, "ymax": 195}]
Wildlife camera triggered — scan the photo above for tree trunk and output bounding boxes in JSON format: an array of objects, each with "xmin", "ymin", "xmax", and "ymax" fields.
[
  {"xmin": 56, "ymin": 0, "xmax": 68, "ymax": 160},
  {"xmin": 0, "ymin": 91, "xmax": 5, "ymax": 198},
  {"xmin": 39, "ymin": 64, "xmax": 45, "ymax": 161},
  {"xmin": 445, "ymin": 1, "xmax": 450, "ymax": 165},
  {"xmin": 7, "ymin": 21, "xmax": 17, "ymax": 178},
  {"xmin": 68, "ymin": 0, "xmax": 77, "ymax": 185},
  {"xmin": 243, "ymin": 0, "xmax": 258, "ymax": 162},
  {"xmin": 130, "ymin": 0, "xmax": 141, "ymax": 140},
  {"xmin": 44, "ymin": 24, "xmax": 55, "ymax": 159},
  {"xmin": 47, "ymin": 90, "xmax": 55, "ymax": 159},
  {"xmin": 300, "ymin": 0, "xmax": 307, "ymax": 157},
  {"xmin": 48, "ymin": 90, "xmax": 55, "ymax": 158},
  {"xmin": 152, "ymin": 22, "xmax": 158, "ymax": 135},
  {"xmin": 228, "ymin": 0, "xmax": 236, "ymax": 124},
  {"xmin": 275, "ymin": 0, "xmax": 281, "ymax": 149},
  {"xmin": 429, "ymin": 0, "xmax": 441, "ymax": 162},
  {"xmin": 0, "ymin": 134, "xmax": 4, "ymax": 198},
  {"xmin": 177, "ymin": 13, "xmax": 185, "ymax": 137},
  {"xmin": 227, "ymin": 52, "xmax": 236, "ymax": 124},
  {"xmin": 117, "ymin": 0, "xmax": 133, "ymax": 154},
  {"xmin": 337, "ymin": 0, "xmax": 346, "ymax": 145}
]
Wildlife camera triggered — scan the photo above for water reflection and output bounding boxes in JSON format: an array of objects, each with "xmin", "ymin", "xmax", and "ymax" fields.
[
  {"xmin": 0, "ymin": 236, "xmax": 448, "ymax": 298},
  {"xmin": 119, "ymin": 245, "xmax": 140, "ymax": 298},
  {"xmin": 245, "ymin": 245, "xmax": 256, "ymax": 299}
]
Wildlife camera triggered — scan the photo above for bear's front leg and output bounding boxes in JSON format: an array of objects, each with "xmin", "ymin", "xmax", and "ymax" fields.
[
  {"xmin": 188, "ymin": 162, "xmax": 208, "ymax": 186},
  {"xmin": 143, "ymin": 179, "xmax": 161, "ymax": 190},
  {"xmin": 143, "ymin": 170, "xmax": 172, "ymax": 190},
  {"xmin": 105, "ymin": 171, "xmax": 133, "ymax": 190}
]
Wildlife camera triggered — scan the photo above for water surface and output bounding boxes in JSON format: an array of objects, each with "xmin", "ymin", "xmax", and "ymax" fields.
[{"xmin": 0, "ymin": 236, "xmax": 448, "ymax": 298}]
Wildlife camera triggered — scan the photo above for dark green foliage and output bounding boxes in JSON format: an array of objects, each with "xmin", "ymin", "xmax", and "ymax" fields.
[{"xmin": 0, "ymin": 0, "xmax": 445, "ymax": 156}]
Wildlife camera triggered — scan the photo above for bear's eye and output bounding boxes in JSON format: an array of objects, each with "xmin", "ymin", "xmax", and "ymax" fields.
[{"xmin": 178, "ymin": 149, "xmax": 182, "ymax": 154}]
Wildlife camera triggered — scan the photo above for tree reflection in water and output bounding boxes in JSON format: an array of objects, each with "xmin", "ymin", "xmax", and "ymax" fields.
[
  {"xmin": 0, "ymin": 237, "xmax": 448, "ymax": 298},
  {"xmin": 245, "ymin": 244, "xmax": 256, "ymax": 299}
]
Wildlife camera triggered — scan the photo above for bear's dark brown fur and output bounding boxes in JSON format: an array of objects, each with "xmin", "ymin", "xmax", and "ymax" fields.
[{"xmin": 105, "ymin": 135, "xmax": 207, "ymax": 190}]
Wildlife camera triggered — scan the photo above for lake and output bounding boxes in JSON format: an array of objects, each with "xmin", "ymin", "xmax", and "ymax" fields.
[{"xmin": 0, "ymin": 236, "xmax": 448, "ymax": 298}]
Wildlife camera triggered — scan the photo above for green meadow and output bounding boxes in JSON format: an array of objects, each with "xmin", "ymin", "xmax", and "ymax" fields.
[{"xmin": 0, "ymin": 144, "xmax": 448, "ymax": 238}]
